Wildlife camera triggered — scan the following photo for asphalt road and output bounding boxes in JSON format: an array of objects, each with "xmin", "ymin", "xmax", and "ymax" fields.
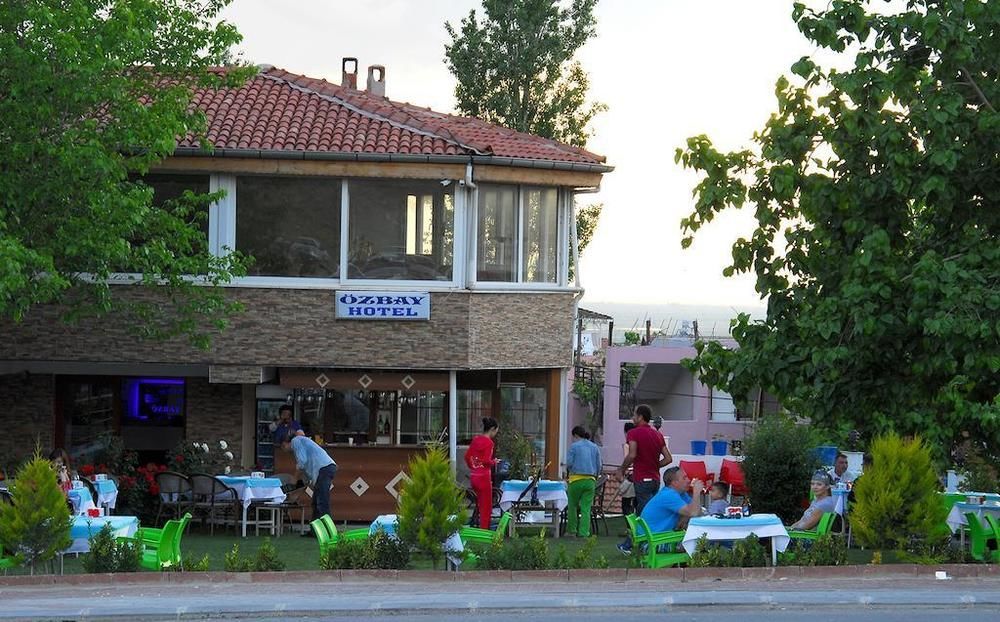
[{"xmin": 2, "ymin": 578, "xmax": 999, "ymax": 621}]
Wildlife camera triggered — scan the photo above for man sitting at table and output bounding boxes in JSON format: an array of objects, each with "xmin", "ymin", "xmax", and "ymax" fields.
[
  {"xmin": 828, "ymin": 452, "xmax": 858, "ymax": 485},
  {"xmin": 281, "ymin": 431, "xmax": 337, "ymax": 529},
  {"xmin": 639, "ymin": 467, "xmax": 705, "ymax": 534},
  {"xmin": 789, "ymin": 470, "xmax": 837, "ymax": 531}
]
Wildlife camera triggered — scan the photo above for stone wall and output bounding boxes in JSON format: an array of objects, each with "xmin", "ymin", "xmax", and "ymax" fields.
[
  {"xmin": 185, "ymin": 378, "xmax": 245, "ymax": 466},
  {"xmin": 0, "ymin": 289, "xmax": 575, "ymax": 370},
  {"xmin": 0, "ymin": 373, "xmax": 55, "ymax": 467}
]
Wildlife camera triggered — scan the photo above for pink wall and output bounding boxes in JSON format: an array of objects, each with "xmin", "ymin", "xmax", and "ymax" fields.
[{"xmin": 600, "ymin": 343, "xmax": 751, "ymax": 466}]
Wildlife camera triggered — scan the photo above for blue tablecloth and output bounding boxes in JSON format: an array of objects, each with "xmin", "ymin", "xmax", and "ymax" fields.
[
  {"xmin": 683, "ymin": 513, "xmax": 789, "ymax": 562},
  {"xmin": 67, "ymin": 487, "xmax": 94, "ymax": 514},
  {"xmin": 501, "ymin": 479, "xmax": 566, "ymax": 493},
  {"xmin": 217, "ymin": 476, "xmax": 283, "ymax": 489},
  {"xmin": 689, "ymin": 514, "xmax": 781, "ymax": 529},
  {"xmin": 67, "ymin": 515, "xmax": 140, "ymax": 554}
]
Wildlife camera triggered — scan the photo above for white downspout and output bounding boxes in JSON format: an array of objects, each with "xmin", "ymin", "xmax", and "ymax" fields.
[{"xmin": 449, "ymin": 370, "xmax": 458, "ymax": 476}]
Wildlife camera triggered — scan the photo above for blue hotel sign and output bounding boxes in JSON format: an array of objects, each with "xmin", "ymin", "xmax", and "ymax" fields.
[{"xmin": 336, "ymin": 291, "xmax": 430, "ymax": 320}]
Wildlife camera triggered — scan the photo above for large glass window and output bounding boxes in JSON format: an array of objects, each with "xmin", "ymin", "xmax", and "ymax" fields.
[
  {"xmin": 502, "ymin": 386, "xmax": 547, "ymax": 464},
  {"xmin": 236, "ymin": 176, "xmax": 341, "ymax": 277},
  {"xmin": 348, "ymin": 179, "xmax": 454, "ymax": 280},
  {"xmin": 476, "ymin": 185, "xmax": 518, "ymax": 281},
  {"xmin": 522, "ymin": 187, "xmax": 559, "ymax": 283},
  {"xmin": 457, "ymin": 389, "xmax": 493, "ymax": 444},
  {"xmin": 144, "ymin": 174, "xmax": 211, "ymax": 240}
]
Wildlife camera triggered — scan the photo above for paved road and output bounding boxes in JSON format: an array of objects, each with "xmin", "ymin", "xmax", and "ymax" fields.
[{"xmin": 2, "ymin": 578, "xmax": 999, "ymax": 621}]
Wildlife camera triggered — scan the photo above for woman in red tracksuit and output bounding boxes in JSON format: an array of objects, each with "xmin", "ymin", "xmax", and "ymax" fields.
[{"xmin": 465, "ymin": 416, "xmax": 499, "ymax": 529}]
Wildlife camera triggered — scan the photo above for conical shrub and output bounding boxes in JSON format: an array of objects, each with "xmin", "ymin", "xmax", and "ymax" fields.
[
  {"xmin": 0, "ymin": 451, "xmax": 72, "ymax": 573},
  {"xmin": 397, "ymin": 445, "xmax": 468, "ymax": 568}
]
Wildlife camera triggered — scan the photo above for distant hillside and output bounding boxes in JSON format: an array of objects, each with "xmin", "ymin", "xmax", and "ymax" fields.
[{"xmin": 579, "ymin": 300, "xmax": 766, "ymax": 340}]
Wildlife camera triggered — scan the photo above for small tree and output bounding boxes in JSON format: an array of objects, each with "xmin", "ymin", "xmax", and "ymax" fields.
[
  {"xmin": 0, "ymin": 452, "xmax": 72, "ymax": 573},
  {"xmin": 852, "ymin": 433, "xmax": 949, "ymax": 552},
  {"xmin": 739, "ymin": 415, "xmax": 820, "ymax": 523},
  {"xmin": 397, "ymin": 446, "xmax": 468, "ymax": 569}
]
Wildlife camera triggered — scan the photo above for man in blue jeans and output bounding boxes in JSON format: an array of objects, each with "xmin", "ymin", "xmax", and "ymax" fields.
[
  {"xmin": 282, "ymin": 430, "xmax": 338, "ymax": 525},
  {"xmin": 617, "ymin": 404, "xmax": 672, "ymax": 553}
]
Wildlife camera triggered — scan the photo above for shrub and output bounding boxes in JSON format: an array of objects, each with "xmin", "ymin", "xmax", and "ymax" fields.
[
  {"xmin": 0, "ymin": 451, "xmax": 72, "ymax": 573},
  {"xmin": 251, "ymin": 537, "xmax": 285, "ymax": 572},
  {"xmin": 550, "ymin": 537, "xmax": 609, "ymax": 570},
  {"xmin": 777, "ymin": 534, "xmax": 847, "ymax": 566},
  {"xmin": 172, "ymin": 553, "xmax": 210, "ymax": 572},
  {"xmin": 688, "ymin": 534, "xmax": 768, "ymax": 567},
  {"xmin": 740, "ymin": 415, "xmax": 821, "ymax": 522},
  {"xmin": 475, "ymin": 530, "xmax": 550, "ymax": 570},
  {"xmin": 851, "ymin": 433, "xmax": 949, "ymax": 552},
  {"xmin": 397, "ymin": 445, "xmax": 467, "ymax": 568},
  {"xmin": 319, "ymin": 531, "xmax": 411, "ymax": 570},
  {"xmin": 82, "ymin": 523, "xmax": 140, "ymax": 573},
  {"xmin": 688, "ymin": 535, "xmax": 731, "ymax": 567},
  {"xmin": 223, "ymin": 543, "xmax": 253, "ymax": 572},
  {"xmin": 731, "ymin": 534, "xmax": 768, "ymax": 567}
]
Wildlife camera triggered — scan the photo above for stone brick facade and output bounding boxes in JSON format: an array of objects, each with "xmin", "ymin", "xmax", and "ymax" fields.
[
  {"xmin": 0, "ymin": 373, "xmax": 55, "ymax": 466},
  {"xmin": 184, "ymin": 378, "xmax": 244, "ymax": 466},
  {"xmin": 0, "ymin": 288, "xmax": 574, "ymax": 370}
]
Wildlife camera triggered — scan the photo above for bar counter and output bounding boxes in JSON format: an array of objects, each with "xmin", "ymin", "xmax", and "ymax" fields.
[{"xmin": 275, "ymin": 444, "xmax": 430, "ymax": 522}]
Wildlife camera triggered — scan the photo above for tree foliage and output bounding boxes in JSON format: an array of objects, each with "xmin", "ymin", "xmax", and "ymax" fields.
[
  {"xmin": 0, "ymin": 452, "xmax": 72, "ymax": 573},
  {"xmin": 0, "ymin": 0, "xmax": 252, "ymax": 348},
  {"xmin": 740, "ymin": 415, "xmax": 820, "ymax": 523},
  {"xmin": 676, "ymin": 0, "xmax": 1000, "ymax": 457},
  {"xmin": 445, "ymin": 0, "xmax": 605, "ymax": 148},
  {"xmin": 396, "ymin": 445, "xmax": 467, "ymax": 568}
]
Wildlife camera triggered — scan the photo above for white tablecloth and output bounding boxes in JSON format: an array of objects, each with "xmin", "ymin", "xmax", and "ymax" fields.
[
  {"xmin": 682, "ymin": 513, "xmax": 789, "ymax": 565},
  {"xmin": 946, "ymin": 502, "xmax": 1000, "ymax": 533},
  {"xmin": 66, "ymin": 515, "xmax": 139, "ymax": 554},
  {"xmin": 370, "ymin": 513, "xmax": 464, "ymax": 566},
  {"xmin": 499, "ymin": 480, "xmax": 568, "ymax": 511},
  {"xmin": 91, "ymin": 479, "xmax": 119, "ymax": 510},
  {"xmin": 832, "ymin": 488, "xmax": 848, "ymax": 515}
]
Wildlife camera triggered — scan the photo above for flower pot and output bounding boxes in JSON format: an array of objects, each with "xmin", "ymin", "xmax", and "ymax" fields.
[
  {"xmin": 690, "ymin": 440, "xmax": 707, "ymax": 455},
  {"xmin": 711, "ymin": 440, "xmax": 729, "ymax": 456}
]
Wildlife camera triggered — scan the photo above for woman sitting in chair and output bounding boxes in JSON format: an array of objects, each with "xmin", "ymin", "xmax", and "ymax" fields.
[
  {"xmin": 788, "ymin": 470, "xmax": 837, "ymax": 531},
  {"xmin": 465, "ymin": 416, "xmax": 499, "ymax": 529}
]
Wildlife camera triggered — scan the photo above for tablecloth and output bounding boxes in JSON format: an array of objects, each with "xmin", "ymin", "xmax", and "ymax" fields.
[
  {"xmin": 67, "ymin": 487, "xmax": 95, "ymax": 515},
  {"xmin": 369, "ymin": 513, "xmax": 464, "ymax": 566},
  {"xmin": 67, "ymin": 515, "xmax": 139, "ymax": 554},
  {"xmin": 946, "ymin": 501, "xmax": 1000, "ymax": 533},
  {"xmin": 499, "ymin": 480, "xmax": 568, "ymax": 511},
  {"xmin": 91, "ymin": 479, "xmax": 119, "ymax": 510},
  {"xmin": 832, "ymin": 488, "xmax": 849, "ymax": 515},
  {"xmin": 683, "ymin": 513, "xmax": 790, "ymax": 564}
]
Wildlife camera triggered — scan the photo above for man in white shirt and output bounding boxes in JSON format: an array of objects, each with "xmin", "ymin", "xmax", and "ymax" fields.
[{"xmin": 828, "ymin": 452, "xmax": 857, "ymax": 484}]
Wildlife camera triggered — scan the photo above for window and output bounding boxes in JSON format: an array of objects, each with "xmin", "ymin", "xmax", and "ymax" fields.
[
  {"xmin": 348, "ymin": 179, "xmax": 454, "ymax": 280},
  {"xmin": 522, "ymin": 187, "xmax": 559, "ymax": 283},
  {"xmin": 477, "ymin": 184, "xmax": 563, "ymax": 283},
  {"xmin": 710, "ymin": 388, "xmax": 738, "ymax": 422},
  {"xmin": 477, "ymin": 186, "xmax": 517, "ymax": 281},
  {"xmin": 457, "ymin": 390, "xmax": 493, "ymax": 444},
  {"xmin": 502, "ymin": 386, "xmax": 547, "ymax": 463},
  {"xmin": 236, "ymin": 176, "xmax": 341, "ymax": 277},
  {"xmin": 144, "ymin": 174, "xmax": 211, "ymax": 240}
]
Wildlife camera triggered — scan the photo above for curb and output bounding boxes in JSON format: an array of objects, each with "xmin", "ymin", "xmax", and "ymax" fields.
[{"xmin": 0, "ymin": 564, "xmax": 996, "ymax": 587}]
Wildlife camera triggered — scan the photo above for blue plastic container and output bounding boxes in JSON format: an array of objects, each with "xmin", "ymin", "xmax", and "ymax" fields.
[
  {"xmin": 690, "ymin": 440, "xmax": 707, "ymax": 455},
  {"xmin": 711, "ymin": 440, "xmax": 729, "ymax": 456},
  {"xmin": 813, "ymin": 445, "xmax": 839, "ymax": 466}
]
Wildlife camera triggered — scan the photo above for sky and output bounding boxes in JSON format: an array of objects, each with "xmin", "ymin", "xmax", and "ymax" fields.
[{"xmin": 220, "ymin": 0, "xmax": 817, "ymax": 309}]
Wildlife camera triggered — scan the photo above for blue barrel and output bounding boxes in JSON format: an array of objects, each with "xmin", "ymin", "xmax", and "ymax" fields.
[
  {"xmin": 813, "ymin": 445, "xmax": 838, "ymax": 465},
  {"xmin": 690, "ymin": 440, "xmax": 707, "ymax": 455},
  {"xmin": 711, "ymin": 440, "xmax": 729, "ymax": 456}
]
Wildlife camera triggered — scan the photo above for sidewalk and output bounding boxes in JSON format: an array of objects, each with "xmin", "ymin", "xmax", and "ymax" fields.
[{"xmin": 1, "ymin": 566, "xmax": 999, "ymax": 620}]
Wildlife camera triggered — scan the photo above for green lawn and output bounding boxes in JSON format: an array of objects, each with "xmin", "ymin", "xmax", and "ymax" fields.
[{"xmin": 9, "ymin": 516, "xmax": 883, "ymax": 575}]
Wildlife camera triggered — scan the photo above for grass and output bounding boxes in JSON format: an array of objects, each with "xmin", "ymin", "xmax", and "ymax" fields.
[{"xmin": 0, "ymin": 515, "xmax": 944, "ymax": 575}]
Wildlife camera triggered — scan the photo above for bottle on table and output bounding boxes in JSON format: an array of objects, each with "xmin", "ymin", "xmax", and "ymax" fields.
[{"xmin": 742, "ymin": 498, "xmax": 752, "ymax": 517}]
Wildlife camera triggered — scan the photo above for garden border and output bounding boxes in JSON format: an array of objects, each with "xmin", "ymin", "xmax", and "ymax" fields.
[{"xmin": 1, "ymin": 564, "xmax": 999, "ymax": 586}]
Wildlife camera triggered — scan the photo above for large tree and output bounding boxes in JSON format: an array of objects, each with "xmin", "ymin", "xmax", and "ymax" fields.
[
  {"xmin": 676, "ymin": 0, "xmax": 1000, "ymax": 456},
  {"xmin": 445, "ymin": 0, "xmax": 606, "ymax": 266},
  {"xmin": 0, "ymin": 0, "xmax": 250, "ymax": 348}
]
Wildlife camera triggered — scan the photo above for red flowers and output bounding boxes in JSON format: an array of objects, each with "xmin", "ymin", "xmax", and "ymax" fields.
[{"xmin": 80, "ymin": 464, "xmax": 95, "ymax": 476}]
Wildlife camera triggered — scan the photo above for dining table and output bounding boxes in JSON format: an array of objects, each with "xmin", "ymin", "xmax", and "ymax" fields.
[
  {"xmin": 682, "ymin": 513, "xmax": 790, "ymax": 566},
  {"xmin": 67, "ymin": 487, "xmax": 96, "ymax": 515},
  {"xmin": 499, "ymin": 479, "xmax": 568, "ymax": 536},
  {"xmin": 216, "ymin": 475, "xmax": 286, "ymax": 537},
  {"xmin": 369, "ymin": 513, "xmax": 464, "ymax": 567},
  {"xmin": 66, "ymin": 515, "xmax": 140, "ymax": 554},
  {"xmin": 90, "ymin": 478, "xmax": 119, "ymax": 511}
]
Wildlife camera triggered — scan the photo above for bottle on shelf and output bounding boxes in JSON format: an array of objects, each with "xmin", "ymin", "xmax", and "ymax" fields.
[{"xmin": 742, "ymin": 498, "xmax": 752, "ymax": 517}]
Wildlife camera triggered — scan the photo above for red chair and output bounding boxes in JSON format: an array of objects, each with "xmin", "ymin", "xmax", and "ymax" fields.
[
  {"xmin": 678, "ymin": 460, "xmax": 714, "ymax": 495},
  {"xmin": 719, "ymin": 458, "xmax": 748, "ymax": 499}
]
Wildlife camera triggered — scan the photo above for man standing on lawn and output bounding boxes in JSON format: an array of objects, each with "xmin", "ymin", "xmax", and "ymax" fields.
[
  {"xmin": 282, "ymin": 430, "xmax": 337, "ymax": 526},
  {"xmin": 617, "ymin": 403, "xmax": 672, "ymax": 553}
]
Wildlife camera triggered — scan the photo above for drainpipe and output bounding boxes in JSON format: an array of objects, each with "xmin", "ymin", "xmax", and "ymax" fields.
[{"xmin": 464, "ymin": 161, "xmax": 477, "ymax": 290}]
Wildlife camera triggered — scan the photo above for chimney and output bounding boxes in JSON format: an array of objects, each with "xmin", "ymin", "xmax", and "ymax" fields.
[
  {"xmin": 366, "ymin": 65, "xmax": 386, "ymax": 97},
  {"xmin": 341, "ymin": 57, "xmax": 358, "ymax": 89}
]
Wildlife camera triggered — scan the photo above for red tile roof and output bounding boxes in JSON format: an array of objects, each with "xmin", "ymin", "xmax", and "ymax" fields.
[{"xmin": 178, "ymin": 66, "xmax": 609, "ymax": 169}]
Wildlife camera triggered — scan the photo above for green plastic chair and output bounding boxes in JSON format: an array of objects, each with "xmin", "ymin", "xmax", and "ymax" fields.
[
  {"xmin": 320, "ymin": 514, "xmax": 370, "ymax": 543},
  {"xmin": 120, "ymin": 512, "xmax": 191, "ymax": 571},
  {"xmin": 625, "ymin": 513, "xmax": 688, "ymax": 569},
  {"xmin": 0, "ymin": 539, "xmax": 17, "ymax": 574},
  {"xmin": 788, "ymin": 512, "xmax": 835, "ymax": 542},
  {"xmin": 310, "ymin": 517, "xmax": 335, "ymax": 557},
  {"xmin": 965, "ymin": 512, "xmax": 1000, "ymax": 562},
  {"xmin": 460, "ymin": 512, "xmax": 512, "ymax": 546}
]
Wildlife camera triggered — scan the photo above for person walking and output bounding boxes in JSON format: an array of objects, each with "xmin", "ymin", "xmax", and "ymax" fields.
[
  {"xmin": 564, "ymin": 426, "xmax": 602, "ymax": 537},
  {"xmin": 281, "ymin": 430, "xmax": 337, "ymax": 525},
  {"xmin": 465, "ymin": 417, "xmax": 499, "ymax": 529},
  {"xmin": 617, "ymin": 404, "xmax": 672, "ymax": 554}
]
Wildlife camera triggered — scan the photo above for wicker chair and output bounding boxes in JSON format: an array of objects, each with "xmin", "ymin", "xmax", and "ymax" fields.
[
  {"xmin": 154, "ymin": 471, "xmax": 192, "ymax": 526},
  {"xmin": 188, "ymin": 474, "xmax": 240, "ymax": 535}
]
